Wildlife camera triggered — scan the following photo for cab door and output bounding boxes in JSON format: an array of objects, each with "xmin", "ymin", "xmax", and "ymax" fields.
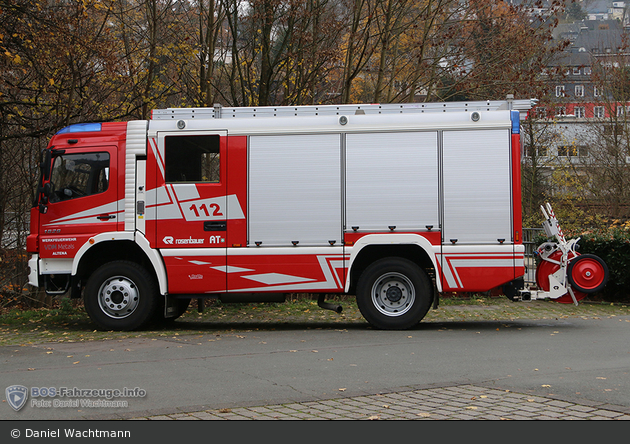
[
  {"xmin": 39, "ymin": 147, "xmax": 118, "ymax": 261},
  {"xmin": 155, "ymin": 132, "xmax": 231, "ymax": 294}
]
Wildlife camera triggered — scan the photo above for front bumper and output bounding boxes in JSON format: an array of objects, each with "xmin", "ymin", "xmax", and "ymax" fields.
[{"xmin": 28, "ymin": 254, "xmax": 40, "ymax": 287}]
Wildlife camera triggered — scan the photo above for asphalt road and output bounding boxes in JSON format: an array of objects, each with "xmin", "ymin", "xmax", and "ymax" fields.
[{"xmin": 1, "ymin": 315, "xmax": 629, "ymax": 420}]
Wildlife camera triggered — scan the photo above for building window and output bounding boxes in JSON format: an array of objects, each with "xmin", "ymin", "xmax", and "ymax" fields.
[
  {"xmin": 556, "ymin": 107, "xmax": 566, "ymax": 116},
  {"xmin": 573, "ymin": 67, "xmax": 581, "ymax": 75},
  {"xmin": 575, "ymin": 85, "xmax": 584, "ymax": 97},
  {"xmin": 584, "ymin": 67, "xmax": 592, "ymax": 75},
  {"xmin": 525, "ymin": 146, "xmax": 548, "ymax": 157},
  {"xmin": 616, "ymin": 106, "xmax": 630, "ymax": 117},
  {"xmin": 604, "ymin": 123, "xmax": 624, "ymax": 136},
  {"xmin": 594, "ymin": 106, "xmax": 605, "ymax": 118},
  {"xmin": 558, "ymin": 145, "xmax": 588, "ymax": 157},
  {"xmin": 574, "ymin": 106, "xmax": 585, "ymax": 118},
  {"xmin": 594, "ymin": 86, "xmax": 601, "ymax": 97},
  {"xmin": 556, "ymin": 85, "xmax": 565, "ymax": 97}
]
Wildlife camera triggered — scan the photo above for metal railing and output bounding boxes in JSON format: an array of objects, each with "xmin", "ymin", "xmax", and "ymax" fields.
[{"xmin": 523, "ymin": 227, "xmax": 545, "ymax": 284}]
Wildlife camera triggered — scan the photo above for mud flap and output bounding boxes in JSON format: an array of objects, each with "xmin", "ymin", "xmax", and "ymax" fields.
[
  {"xmin": 164, "ymin": 294, "xmax": 178, "ymax": 318},
  {"xmin": 502, "ymin": 277, "xmax": 524, "ymax": 301}
]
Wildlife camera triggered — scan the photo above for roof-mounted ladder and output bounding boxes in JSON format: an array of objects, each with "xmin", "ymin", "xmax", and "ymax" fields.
[{"xmin": 151, "ymin": 97, "xmax": 536, "ymax": 120}]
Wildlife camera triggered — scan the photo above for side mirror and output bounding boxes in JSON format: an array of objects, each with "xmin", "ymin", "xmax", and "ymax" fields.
[
  {"xmin": 42, "ymin": 182, "xmax": 52, "ymax": 197},
  {"xmin": 42, "ymin": 150, "xmax": 52, "ymax": 181},
  {"xmin": 38, "ymin": 182, "xmax": 52, "ymax": 213}
]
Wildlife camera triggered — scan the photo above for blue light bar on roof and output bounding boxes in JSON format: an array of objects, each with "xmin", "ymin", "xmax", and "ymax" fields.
[{"xmin": 56, "ymin": 123, "xmax": 102, "ymax": 135}]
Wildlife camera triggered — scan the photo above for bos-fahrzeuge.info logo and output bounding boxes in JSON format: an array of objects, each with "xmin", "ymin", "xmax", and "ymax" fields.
[
  {"xmin": 5, "ymin": 385, "xmax": 146, "ymax": 411},
  {"xmin": 6, "ymin": 385, "xmax": 28, "ymax": 411}
]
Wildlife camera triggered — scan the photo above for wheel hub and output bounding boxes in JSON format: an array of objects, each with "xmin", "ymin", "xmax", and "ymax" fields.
[
  {"xmin": 97, "ymin": 276, "xmax": 140, "ymax": 319},
  {"xmin": 371, "ymin": 272, "xmax": 415, "ymax": 317},
  {"xmin": 386, "ymin": 286, "xmax": 403, "ymax": 302}
]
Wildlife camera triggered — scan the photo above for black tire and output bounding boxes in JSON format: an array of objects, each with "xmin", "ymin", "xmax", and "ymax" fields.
[
  {"xmin": 84, "ymin": 261, "xmax": 159, "ymax": 331},
  {"xmin": 356, "ymin": 258, "xmax": 433, "ymax": 330},
  {"xmin": 567, "ymin": 254, "xmax": 609, "ymax": 294}
]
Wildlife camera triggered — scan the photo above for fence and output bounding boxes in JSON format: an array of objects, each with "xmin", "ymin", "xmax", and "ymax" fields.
[
  {"xmin": 523, "ymin": 227, "xmax": 544, "ymax": 285},
  {"xmin": 0, "ymin": 212, "xmax": 29, "ymax": 249}
]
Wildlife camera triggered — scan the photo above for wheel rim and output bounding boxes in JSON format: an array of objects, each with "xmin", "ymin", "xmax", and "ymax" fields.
[
  {"xmin": 371, "ymin": 272, "xmax": 415, "ymax": 317},
  {"xmin": 571, "ymin": 258, "xmax": 606, "ymax": 291},
  {"xmin": 97, "ymin": 275, "xmax": 140, "ymax": 319}
]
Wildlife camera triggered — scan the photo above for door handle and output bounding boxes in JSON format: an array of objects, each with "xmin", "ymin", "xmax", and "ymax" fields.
[
  {"xmin": 204, "ymin": 221, "xmax": 227, "ymax": 231},
  {"xmin": 97, "ymin": 214, "xmax": 115, "ymax": 221}
]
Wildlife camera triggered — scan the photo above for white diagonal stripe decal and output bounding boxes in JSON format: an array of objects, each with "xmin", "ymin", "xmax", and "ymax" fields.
[{"xmin": 242, "ymin": 273, "xmax": 316, "ymax": 285}]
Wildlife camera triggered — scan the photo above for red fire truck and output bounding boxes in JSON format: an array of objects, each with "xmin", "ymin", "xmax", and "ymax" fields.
[{"xmin": 26, "ymin": 98, "xmax": 608, "ymax": 331}]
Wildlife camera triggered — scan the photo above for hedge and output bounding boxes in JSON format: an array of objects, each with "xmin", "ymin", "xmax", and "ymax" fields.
[{"xmin": 575, "ymin": 229, "xmax": 630, "ymax": 302}]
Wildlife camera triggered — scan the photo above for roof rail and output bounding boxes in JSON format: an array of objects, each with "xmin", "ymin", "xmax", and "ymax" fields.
[{"xmin": 151, "ymin": 98, "xmax": 535, "ymax": 120}]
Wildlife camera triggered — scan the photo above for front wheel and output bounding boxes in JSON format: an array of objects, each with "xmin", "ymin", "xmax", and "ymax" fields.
[
  {"xmin": 356, "ymin": 258, "xmax": 433, "ymax": 330},
  {"xmin": 84, "ymin": 261, "xmax": 159, "ymax": 331}
]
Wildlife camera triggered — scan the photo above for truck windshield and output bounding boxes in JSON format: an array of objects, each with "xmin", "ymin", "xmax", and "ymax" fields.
[{"xmin": 49, "ymin": 152, "xmax": 110, "ymax": 202}]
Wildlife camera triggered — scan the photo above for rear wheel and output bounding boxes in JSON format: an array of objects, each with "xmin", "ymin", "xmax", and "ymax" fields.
[
  {"xmin": 84, "ymin": 261, "xmax": 159, "ymax": 331},
  {"xmin": 356, "ymin": 258, "xmax": 433, "ymax": 330}
]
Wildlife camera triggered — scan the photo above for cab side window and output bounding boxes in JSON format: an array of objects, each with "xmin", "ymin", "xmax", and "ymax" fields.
[
  {"xmin": 49, "ymin": 152, "xmax": 110, "ymax": 202},
  {"xmin": 164, "ymin": 135, "xmax": 220, "ymax": 183}
]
